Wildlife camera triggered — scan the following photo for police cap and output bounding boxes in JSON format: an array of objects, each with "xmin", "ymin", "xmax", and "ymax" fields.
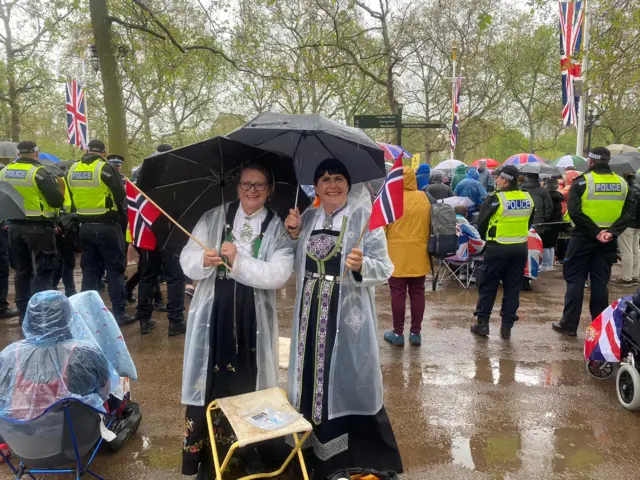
[
  {"xmin": 588, "ymin": 147, "xmax": 611, "ymax": 163},
  {"xmin": 107, "ymin": 154, "xmax": 124, "ymax": 166},
  {"xmin": 17, "ymin": 140, "xmax": 38, "ymax": 154},
  {"xmin": 87, "ymin": 139, "xmax": 107, "ymax": 153},
  {"xmin": 156, "ymin": 143, "xmax": 173, "ymax": 153}
]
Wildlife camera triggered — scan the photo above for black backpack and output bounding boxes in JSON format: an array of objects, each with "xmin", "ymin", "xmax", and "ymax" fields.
[{"xmin": 427, "ymin": 202, "xmax": 458, "ymax": 258}]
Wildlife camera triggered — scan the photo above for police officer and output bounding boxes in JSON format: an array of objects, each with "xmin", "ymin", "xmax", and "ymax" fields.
[
  {"xmin": 0, "ymin": 222, "xmax": 19, "ymax": 319},
  {"xmin": 0, "ymin": 141, "xmax": 64, "ymax": 321},
  {"xmin": 552, "ymin": 147, "xmax": 635, "ymax": 336},
  {"xmin": 52, "ymin": 168, "xmax": 77, "ymax": 297},
  {"xmin": 470, "ymin": 165, "xmax": 534, "ymax": 339},
  {"xmin": 66, "ymin": 140, "xmax": 135, "ymax": 326}
]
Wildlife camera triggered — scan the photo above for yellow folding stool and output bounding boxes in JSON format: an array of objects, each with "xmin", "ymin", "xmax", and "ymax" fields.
[{"xmin": 206, "ymin": 387, "xmax": 312, "ymax": 480}]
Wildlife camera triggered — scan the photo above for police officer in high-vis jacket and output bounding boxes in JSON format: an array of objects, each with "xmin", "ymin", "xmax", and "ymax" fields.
[
  {"xmin": 0, "ymin": 141, "xmax": 64, "ymax": 321},
  {"xmin": 66, "ymin": 139, "xmax": 135, "ymax": 326},
  {"xmin": 471, "ymin": 165, "xmax": 535, "ymax": 339},
  {"xmin": 552, "ymin": 147, "xmax": 635, "ymax": 337}
]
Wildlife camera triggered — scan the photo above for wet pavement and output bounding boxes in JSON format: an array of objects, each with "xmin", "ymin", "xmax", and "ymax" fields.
[{"xmin": 2, "ymin": 263, "xmax": 640, "ymax": 479}]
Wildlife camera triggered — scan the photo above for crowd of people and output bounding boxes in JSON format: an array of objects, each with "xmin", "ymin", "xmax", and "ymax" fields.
[{"xmin": 0, "ymin": 139, "xmax": 638, "ymax": 479}]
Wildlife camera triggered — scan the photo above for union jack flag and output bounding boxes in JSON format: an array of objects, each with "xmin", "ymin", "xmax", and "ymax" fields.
[
  {"xmin": 126, "ymin": 179, "xmax": 161, "ymax": 251},
  {"xmin": 450, "ymin": 75, "xmax": 462, "ymax": 152},
  {"xmin": 584, "ymin": 297, "xmax": 627, "ymax": 363},
  {"xmin": 369, "ymin": 153, "xmax": 404, "ymax": 231},
  {"xmin": 66, "ymin": 78, "xmax": 88, "ymax": 149},
  {"xmin": 559, "ymin": 0, "xmax": 584, "ymax": 126}
]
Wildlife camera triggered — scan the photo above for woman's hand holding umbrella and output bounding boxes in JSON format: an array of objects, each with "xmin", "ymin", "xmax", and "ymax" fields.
[
  {"xmin": 220, "ymin": 241, "xmax": 238, "ymax": 266},
  {"xmin": 285, "ymin": 208, "xmax": 302, "ymax": 239}
]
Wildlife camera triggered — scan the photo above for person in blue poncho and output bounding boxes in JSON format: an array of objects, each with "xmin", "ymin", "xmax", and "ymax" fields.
[
  {"xmin": 0, "ymin": 291, "xmax": 112, "ymax": 420},
  {"xmin": 416, "ymin": 163, "xmax": 431, "ymax": 191},
  {"xmin": 454, "ymin": 167, "xmax": 488, "ymax": 211}
]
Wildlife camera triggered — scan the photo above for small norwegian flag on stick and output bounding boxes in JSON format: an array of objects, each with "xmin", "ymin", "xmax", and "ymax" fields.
[{"xmin": 343, "ymin": 153, "xmax": 404, "ymax": 277}]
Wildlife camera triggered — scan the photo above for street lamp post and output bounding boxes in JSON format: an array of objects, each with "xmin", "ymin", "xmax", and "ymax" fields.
[
  {"xmin": 586, "ymin": 109, "xmax": 601, "ymax": 154},
  {"xmin": 89, "ymin": 44, "xmax": 100, "ymax": 73}
]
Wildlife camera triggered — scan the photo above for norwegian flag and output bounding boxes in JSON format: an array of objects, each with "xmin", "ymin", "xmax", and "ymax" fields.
[
  {"xmin": 559, "ymin": 0, "xmax": 584, "ymax": 126},
  {"xmin": 66, "ymin": 78, "xmax": 88, "ymax": 149},
  {"xmin": 369, "ymin": 153, "xmax": 404, "ymax": 231},
  {"xmin": 126, "ymin": 179, "xmax": 161, "ymax": 251},
  {"xmin": 450, "ymin": 75, "xmax": 462, "ymax": 152},
  {"xmin": 584, "ymin": 297, "xmax": 627, "ymax": 363}
]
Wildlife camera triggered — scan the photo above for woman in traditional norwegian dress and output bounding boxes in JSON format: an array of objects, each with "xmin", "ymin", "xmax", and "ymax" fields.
[
  {"xmin": 180, "ymin": 163, "xmax": 294, "ymax": 479},
  {"xmin": 284, "ymin": 159, "xmax": 403, "ymax": 478}
]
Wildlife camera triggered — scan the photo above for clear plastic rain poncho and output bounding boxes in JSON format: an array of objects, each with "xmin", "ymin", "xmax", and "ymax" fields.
[
  {"xmin": 287, "ymin": 184, "xmax": 395, "ymax": 420},
  {"xmin": 0, "ymin": 291, "xmax": 120, "ymax": 421},
  {"xmin": 180, "ymin": 203, "xmax": 294, "ymax": 406}
]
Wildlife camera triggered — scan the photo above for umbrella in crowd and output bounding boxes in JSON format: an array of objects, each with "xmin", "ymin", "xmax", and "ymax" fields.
[
  {"xmin": 227, "ymin": 112, "xmax": 385, "ymax": 187},
  {"xmin": 0, "ymin": 141, "xmax": 17, "ymax": 160},
  {"xmin": 137, "ymin": 136, "xmax": 310, "ymax": 248},
  {"xmin": 517, "ymin": 163, "xmax": 564, "ymax": 178},
  {"xmin": 607, "ymin": 144, "xmax": 637, "ymax": 155},
  {"xmin": 471, "ymin": 158, "xmax": 499, "ymax": 168},
  {"xmin": 503, "ymin": 153, "xmax": 545, "ymax": 165},
  {"xmin": 56, "ymin": 160, "xmax": 76, "ymax": 172},
  {"xmin": 377, "ymin": 142, "xmax": 412, "ymax": 162},
  {"xmin": 577, "ymin": 153, "xmax": 638, "ymax": 176},
  {"xmin": 550, "ymin": 155, "xmax": 586, "ymax": 169},
  {"xmin": 38, "ymin": 153, "xmax": 60, "ymax": 162},
  {"xmin": 0, "ymin": 181, "xmax": 25, "ymax": 222}
]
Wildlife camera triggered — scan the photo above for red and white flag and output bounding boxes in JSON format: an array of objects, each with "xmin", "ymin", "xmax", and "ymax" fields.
[
  {"xmin": 126, "ymin": 179, "xmax": 161, "ymax": 251},
  {"xmin": 369, "ymin": 153, "xmax": 404, "ymax": 231}
]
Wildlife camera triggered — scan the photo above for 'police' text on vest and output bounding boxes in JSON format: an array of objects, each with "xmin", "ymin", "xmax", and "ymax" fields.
[
  {"xmin": 594, "ymin": 183, "xmax": 622, "ymax": 193},
  {"xmin": 3, "ymin": 170, "xmax": 28, "ymax": 180},
  {"xmin": 505, "ymin": 199, "xmax": 532, "ymax": 210},
  {"xmin": 71, "ymin": 171, "xmax": 93, "ymax": 181}
]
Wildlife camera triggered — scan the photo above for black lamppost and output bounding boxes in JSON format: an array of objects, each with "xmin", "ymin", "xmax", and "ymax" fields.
[
  {"xmin": 586, "ymin": 109, "xmax": 601, "ymax": 154},
  {"xmin": 89, "ymin": 44, "xmax": 100, "ymax": 73}
]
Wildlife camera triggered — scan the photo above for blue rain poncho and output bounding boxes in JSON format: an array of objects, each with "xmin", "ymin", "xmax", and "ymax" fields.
[
  {"xmin": 0, "ymin": 291, "xmax": 120, "ymax": 421},
  {"xmin": 416, "ymin": 164, "xmax": 431, "ymax": 191},
  {"xmin": 453, "ymin": 167, "xmax": 488, "ymax": 207}
]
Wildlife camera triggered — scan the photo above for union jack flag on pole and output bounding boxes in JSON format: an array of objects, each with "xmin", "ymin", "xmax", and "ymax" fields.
[
  {"xmin": 450, "ymin": 75, "xmax": 462, "ymax": 153},
  {"xmin": 369, "ymin": 153, "xmax": 404, "ymax": 231},
  {"xmin": 66, "ymin": 78, "xmax": 88, "ymax": 149},
  {"xmin": 559, "ymin": 0, "xmax": 584, "ymax": 127}
]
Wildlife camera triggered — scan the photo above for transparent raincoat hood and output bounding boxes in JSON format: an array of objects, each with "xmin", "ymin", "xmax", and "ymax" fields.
[{"xmin": 0, "ymin": 291, "xmax": 120, "ymax": 421}]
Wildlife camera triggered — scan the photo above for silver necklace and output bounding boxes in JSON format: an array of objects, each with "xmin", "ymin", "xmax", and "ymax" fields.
[{"xmin": 322, "ymin": 203, "xmax": 347, "ymax": 230}]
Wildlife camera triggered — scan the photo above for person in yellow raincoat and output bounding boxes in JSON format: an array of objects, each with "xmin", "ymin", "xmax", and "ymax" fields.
[{"xmin": 383, "ymin": 166, "xmax": 431, "ymax": 346}]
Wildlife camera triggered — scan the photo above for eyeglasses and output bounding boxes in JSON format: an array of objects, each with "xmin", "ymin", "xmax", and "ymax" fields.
[{"xmin": 238, "ymin": 181, "xmax": 268, "ymax": 192}]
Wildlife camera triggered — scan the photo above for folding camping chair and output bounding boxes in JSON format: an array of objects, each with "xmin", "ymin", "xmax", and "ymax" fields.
[
  {"xmin": 0, "ymin": 398, "xmax": 111, "ymax": 480},
  {"xmin": 206, "ymin": 387, "xmax": 312, "ymax": 480}
]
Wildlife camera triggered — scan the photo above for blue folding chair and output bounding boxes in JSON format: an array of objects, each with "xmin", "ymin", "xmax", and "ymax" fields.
[{"xmin": 0, "ymin": 398, "xmax": 112, "ymax": 479}]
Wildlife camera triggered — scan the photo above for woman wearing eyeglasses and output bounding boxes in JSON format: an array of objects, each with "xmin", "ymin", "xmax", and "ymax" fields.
[{"xmin": 179, "ymin": 163, "xmax": 294, "ymax": 479}]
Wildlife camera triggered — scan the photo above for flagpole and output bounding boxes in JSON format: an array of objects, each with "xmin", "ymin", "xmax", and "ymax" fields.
[
  {"xmin": 81, "ymin": 47, "xmax": 90, "ymax": 144},
  {"xmin": 451, "ymin": 40, "xmax": 457, "ymax": 160},
  {"xmin": 342, "ymin": 218, "xmax": 371, "ymax": 279},
  {"xmin": 125, "ymin": 178, "xmax": 232, "ymax": 271},
  {"xmin": 575, "ymin": 0, "xmax": 590, "ymax": 156}
]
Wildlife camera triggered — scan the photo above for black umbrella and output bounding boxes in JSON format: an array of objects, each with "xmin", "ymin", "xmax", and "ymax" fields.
[
  {"xmin": 137, "ymin": 136, "xmax": 310, "ymax": 248},
  {"xmin": 0, "ymin": 141, "xmax": 17, "ymax": 160},
  {"xmin": 516, "ymin": 163, "xmax": 564, "ymax": 178},
  {"xmin": 577, "ymin": 155, "xmax": 637, "ymax": 176},
  {"xmin": 227, "ymin": 112, "xmax": 386, "ymax": 202},
  {"xmin": 0, "ymin": 181, "xmax": 25, "ymax": 222},
  {"xmin": 57, "ymin": 160, "xmax": 76, "ymax": 172}
]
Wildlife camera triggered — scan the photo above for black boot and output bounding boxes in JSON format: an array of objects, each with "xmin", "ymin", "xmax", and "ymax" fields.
[
  {"xmin": 470, "ymin": 318, "xmax": 489, "ymax": 337},
  {"xmin": 168, "ymin": 321, "xmax": 187, "ymax": 337},
  {"xmin": 140, "ymin": 318, "xmax": 156, "ymax": 335},
  {"xmin": 500, "ymin": 323, "xmax": 512, "ymax": 339}
]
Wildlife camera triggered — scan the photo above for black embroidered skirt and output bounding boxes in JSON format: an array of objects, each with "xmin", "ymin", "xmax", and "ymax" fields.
[{"xmin": 182, "ymin": 277, "xmax": 257, "ymax": 475}]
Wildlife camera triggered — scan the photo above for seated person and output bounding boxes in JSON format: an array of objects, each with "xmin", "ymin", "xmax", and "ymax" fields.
[
  {"xmin": 0, "ymin": 291, "xmax": 113, "ymax": 421},
  {"xmin": 453, "ymin": 167, "xmax": 488, "ymax": 214}
]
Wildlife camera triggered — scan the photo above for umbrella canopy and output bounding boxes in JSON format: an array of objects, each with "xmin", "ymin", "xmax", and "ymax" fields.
[
  {"xmin": 137, "ymin": 136, "xmax": 310, "ymax": 248},
  {"xmin": 503, "ymin": 153, "xmax": 544, "ymax": 165},
  {"xmin": 606, "ymin": 144, "xmax": 637, "ymax": 155},
  {"xmin": 616, "ymin": 151, "xmax": 640, "ymax": 171},
  {"xmin": 550, "ymin": 155, "xmax": 586, "ymax": 169},
  {"xmin": 577, "ymin": 154, "xmax": 637, "ymax": 176},
  {"xmin": 377, "ymin": 142, "xmax": 412, "ymax": 162},
  {"xmin": 227, "ymin": 112, "xmax": 385, "ymax": 185},
  {"xmin": 0, "ymin": 181, "xmax": 25, "ymax": 222},
  {"xmin": 38, "ymin": 152, "xmax": 60, "ymax": 162},
  {"xmin": 440, "ymin": 196, "xmax": 474, "ymax": 208},
  {"xmin": 433, "ymin": 159, "xmax": 465, "ymax": 171},
  {"xmin": 0, "ymin": 141, "xmax": 17, "ymax": 159},
  {"xmin": 471, "ymin": 158, "xmax": 499, "ymax": 168},
  {"xmin": 56, "ymin": 160, "xmax": 76, "ymax": 172},
  {"xmin": 516, "ymin": 163, "xmax": 564, "ymax": 178}
]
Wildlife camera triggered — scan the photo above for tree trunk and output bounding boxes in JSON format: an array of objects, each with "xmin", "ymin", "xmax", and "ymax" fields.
[
  {"xmin": 1, "ymin": 7, "xmax": 20, "ymax": 141},
  {"xmin": 89, "ymin": 0, "xmax": 130, "ymax": 173}
]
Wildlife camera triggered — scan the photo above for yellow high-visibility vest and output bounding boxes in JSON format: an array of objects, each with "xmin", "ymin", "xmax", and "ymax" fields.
[
  {"xmin": 487, "ymin": 190, "xmax": 534, "ymax": 244},
  {"xmin": 67, "ymin": 159, "xmax": 116, "ymax": 216},
  {"xmin": 0, "ymin": 162, "xmax": 56, "ymax": 219}
]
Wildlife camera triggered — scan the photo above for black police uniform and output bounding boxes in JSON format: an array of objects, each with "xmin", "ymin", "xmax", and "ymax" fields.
[
  {"xmin": 68, "ymin": 153, "xmax": 130, "ymax": 321},
  {"xmin": 473, "ymin": 186, "xmax": 535, "ymax": 337},
  {"xmin": 0, "ymin": 225, "xmax": 18, "ymax": 318},
  {"xmin": 4, "ymin": 158, "xmax": 64, "ymax": 319},
  {"xmin": 553, "ymin": 164, "xmax": 635, "ymax": 336}
]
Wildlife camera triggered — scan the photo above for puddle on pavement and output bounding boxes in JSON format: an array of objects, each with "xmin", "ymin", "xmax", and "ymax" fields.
[{"xmin": 420, "ymin": 359, "xmax": 589, "ymax": 387}]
